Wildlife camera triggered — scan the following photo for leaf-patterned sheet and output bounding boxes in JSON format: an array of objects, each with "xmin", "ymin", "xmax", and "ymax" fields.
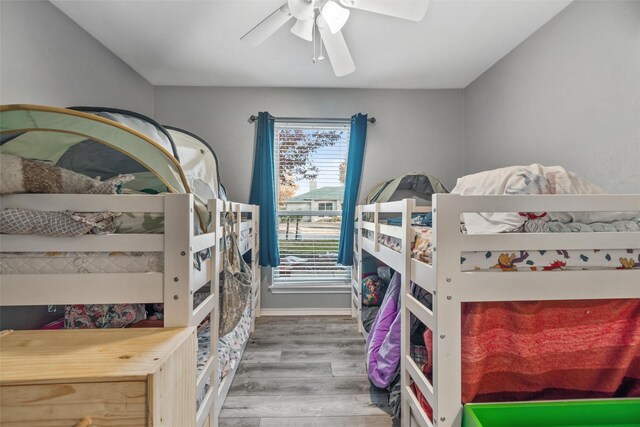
[{"xmin": 366, "ymin": 225, "xmax": 639, "ymax": 271}]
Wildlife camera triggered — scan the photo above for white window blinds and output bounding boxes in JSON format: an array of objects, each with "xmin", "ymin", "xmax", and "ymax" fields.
[{"xmin": 272, "ymin": 121, "xmax": 351, "ymax": 287}]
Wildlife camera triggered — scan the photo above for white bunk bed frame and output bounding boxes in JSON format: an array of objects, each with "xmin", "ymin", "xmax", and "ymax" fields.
[
  {"xmin": 0, "ymin": 193, "xmax": 261, "ymax": 427},
  {"xmin": 351, "ymin": 206, "xmax": 365, "ymax": 339},
  {"xmin": 351, "ymin": 202, "xmax": 430, "ymax": 340},
  {"xmin": 354, "ymin": 194, "xmax": 640, "ymax": 427}
]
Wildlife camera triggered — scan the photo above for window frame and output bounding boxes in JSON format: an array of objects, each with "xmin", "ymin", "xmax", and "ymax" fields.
[
  {"xmin": 271, "ymin": 120, "xmax": 351, "ymax": 293},
  {"xmin": 318, "ymin": 202, "xmax": 334, "ymax": 211}
]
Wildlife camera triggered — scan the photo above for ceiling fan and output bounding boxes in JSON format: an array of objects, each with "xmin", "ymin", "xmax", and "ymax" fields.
[{"xmin": 241, "ymin": 0, "xmax": 430, "ymax": 77}]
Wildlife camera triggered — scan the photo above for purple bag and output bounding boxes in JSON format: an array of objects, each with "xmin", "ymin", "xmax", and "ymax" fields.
[{"xmin": 366, "ymin": 271, "xmax": 402, "ymax": 388}]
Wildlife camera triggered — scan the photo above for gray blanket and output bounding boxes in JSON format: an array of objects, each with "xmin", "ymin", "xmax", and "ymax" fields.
[{"xmin": 524, "ymin": 218, "xmax": 640, "ymax": 233}]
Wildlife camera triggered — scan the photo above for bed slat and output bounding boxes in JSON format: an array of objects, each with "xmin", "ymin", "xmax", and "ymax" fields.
[
  {"xmin": 461, "ymin": 232, "xmax": 640, "ymax": 252},
  {"xmin": 458, "ymin": 270, "xmax": 640, "ymax": 302},
  {"xmin": 192, "ymin": 232, "xmax": 216, "ymax": 252},
  {"xmin": 0, "ymin": 194, "xmax": 165, "ymax": 213},
  {"xmin": 0, "ymin": 234, "xmax": 163, "ymax": 253},
  {"xmin": 362, "ymin": 237, "xmax": 404, "ymax": 272},
  {"xmin": 406, "ymin": 355, "xmax": 434, "ymax": 408},
  {"xmin": 411, "ymin": 259, "xmax": 434, "ymax": 291},
  {"xmin": 405, "ymin": 385, "xmax": 434, "ymax": 427},
  {"xmin": 0, "ymin": 273, "xmax": 163, "ymax": 305},
  {"xmin": 406, "ymin": 295, "xmax": 434, "ymax": 331}
]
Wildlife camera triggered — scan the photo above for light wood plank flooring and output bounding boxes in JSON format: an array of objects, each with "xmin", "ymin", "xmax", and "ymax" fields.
[{"xmin": 219, "ymin": 316, "xmax": 394, "ymax": 427}]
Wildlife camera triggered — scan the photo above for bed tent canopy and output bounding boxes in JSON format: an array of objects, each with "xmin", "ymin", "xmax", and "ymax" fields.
[
  {"xmin": 366, "ymin": 172, "xmax": 449, "ymax": 205},
  {"xmin": 0, "ymin": 104, "xmax": 226, "ymax": 205}
]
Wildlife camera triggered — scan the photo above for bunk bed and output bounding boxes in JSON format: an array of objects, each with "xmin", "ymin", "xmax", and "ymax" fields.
[
  {"xmin": 0, "ymin": 105, "xmax": 261, "ymax": 427},
  {"xmin": 352, "ymin": 173, "xmax": 447, "ymax": 341},
  {"xmin": 355, "ymin": 194, "xmax": 640, "ymax": 427}
]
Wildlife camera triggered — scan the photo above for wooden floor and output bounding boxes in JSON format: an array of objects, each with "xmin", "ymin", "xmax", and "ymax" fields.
[{"xmin": 219, "ymin": 316, "xmax": 395, "ymax": 427}]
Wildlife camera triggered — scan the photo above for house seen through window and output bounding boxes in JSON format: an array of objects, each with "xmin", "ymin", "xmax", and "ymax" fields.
[{"xmin": 273, "ymin": 121, "xmax": 351, "ymax": 288}]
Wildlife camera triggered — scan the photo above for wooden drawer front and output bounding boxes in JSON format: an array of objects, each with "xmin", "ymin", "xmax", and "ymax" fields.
[{"xmin": 0, "ymin": 381, "xmax": 146, "ymax": 426}]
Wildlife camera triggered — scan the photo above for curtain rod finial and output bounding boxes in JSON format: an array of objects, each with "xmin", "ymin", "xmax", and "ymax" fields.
[
  {"xmin": 249, "ymin": 115, "xmax": 259, "ymax": 123},
  {"xmin": 369, "ymin": 117, "xmax": 376, "ymax": 124}
]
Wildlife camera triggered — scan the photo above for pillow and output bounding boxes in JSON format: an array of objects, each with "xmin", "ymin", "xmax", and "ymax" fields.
[
  {"xmin": 362, "ymin": 275, "xmax": 388, "ymax": 307},
  {"xmin": 377, "ymin": 266, "xmax": 392, "ymax": 283},
  {"xmin": 0, "ymin": 153, "xmax": 132, "ymax": 195}
]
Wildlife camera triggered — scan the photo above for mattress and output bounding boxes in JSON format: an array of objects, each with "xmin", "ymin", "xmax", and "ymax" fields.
[
  {"xmin": 0, "ymin": 251, "xmax": 163, "ymax": 274},
  {"xmin": 365, "ymin": 226, "xmax": 640, "ymax": 271}
]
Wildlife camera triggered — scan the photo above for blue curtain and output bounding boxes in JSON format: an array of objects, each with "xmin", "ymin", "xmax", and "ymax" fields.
[
  {"xmin": 249, "ymin": 112, "xmax": 280, "ymax": 267},
  {"xmin": 337, "ymin": 113, "xmax": 368, "ymax": 266}
]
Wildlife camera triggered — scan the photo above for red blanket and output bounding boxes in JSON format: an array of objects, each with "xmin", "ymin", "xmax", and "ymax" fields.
[{"xmin": 413, "ymin": 299, "xmax": 640, "ymax": 420}]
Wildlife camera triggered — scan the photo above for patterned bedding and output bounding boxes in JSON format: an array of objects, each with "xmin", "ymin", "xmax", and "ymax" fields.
[
  {"xmin": 197, "ymin": 302, "xmax": 252, "ymax": 408},
  {"xmin": 364, "ymin": 223, "xmax": 640, "ymax": 271}
]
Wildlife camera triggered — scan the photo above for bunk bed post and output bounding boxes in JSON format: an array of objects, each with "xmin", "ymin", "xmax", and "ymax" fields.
[
  {"xmin": 352, "ymin": 214, "xmax": 357, "ymax": 319},
  {"xmin": 250, "ymin": 204, "xmax": 260, "ymax": 333},
  {"xmin": 352, "ymin": 205, "xmax": 363, "ymax": 329},
  {"xmin": 208, "ymin": 198, "xmax": 223, "ymax": 427},
  {"xmin": 234, "ymin": 203, "xmax": 241, "ymax": 237},
  {"xmin": 374, "ymin": 202, "xmax": 380, "ymax": 252},
  {"xmin": 252, "ymin": 205, "xmax": 262, "ymax": 317},
  {"xmin": 357, "ymin": 205, "xmax": 364, "ymax": 331},
  {"xmin": 163, "ymin": 193, "xmax": 195, "ymax": 327},
  {"xmin": 431, "ymin": 194, "xmax": 463, "ymax": 427},
  {"xmin": 400, "ymin": 198, "xmax": 415, "ymax": 427}
]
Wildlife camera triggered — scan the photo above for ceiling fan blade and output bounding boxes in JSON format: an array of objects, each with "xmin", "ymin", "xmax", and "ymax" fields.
[
  {"xmin": 288, "ymin": 0, "xmax": 314, "ymax": 20},
  {"xmin": 291, "ymin": 18, "xmax": 314, "ymax": 42},
  {"xmin": 339, "ymin": 0, "xmax": 430, "ymax": 22},
  {"xmin": 241, "ymin": 3, "xmax": 293, "ymax": 46},
  {"xmin": 317, "ymin": 15, "xmax": 355, "ymax": 77}
]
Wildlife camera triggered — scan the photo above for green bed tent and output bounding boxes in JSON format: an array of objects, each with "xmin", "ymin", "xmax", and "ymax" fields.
[
  {"xmin": 0, "ymin": 104, "xmax": 230, "ymax": 230},
  {"xmin": 366, "ymin": 172, "xmax": 449, "ymax": 206},
  {"xmin": 0, "ymin": 104, "xmax": 189, "ymax": 194}
]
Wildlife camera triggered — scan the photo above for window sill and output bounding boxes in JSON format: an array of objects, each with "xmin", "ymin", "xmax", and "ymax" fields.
[{"xmin": 269, "ymin": 284, "xmax": 351, "ymax": 294}]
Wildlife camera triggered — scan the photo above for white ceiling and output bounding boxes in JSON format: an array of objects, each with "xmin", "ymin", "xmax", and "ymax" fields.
[{"xmin": 51, "ymin": 0, "xmax": 572, "ymax": 89}]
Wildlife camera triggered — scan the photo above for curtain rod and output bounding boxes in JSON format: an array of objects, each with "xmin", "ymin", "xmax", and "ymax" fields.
[{"xmin": 248, "ymin": 115, "xmax": 376, "ymax": 124}]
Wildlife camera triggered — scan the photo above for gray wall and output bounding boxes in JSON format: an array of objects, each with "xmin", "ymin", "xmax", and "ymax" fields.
[
  {"xmin": 0, "ymin": 0, "xmax": 154, "ymax": 329},
  {"xmin": 0, "ymin": 0, "xmax": 154, "ymax": 115},
  {"xmin": 154, "ymin": 87, "xmax": 464, "ymax": 202},
  {"xmin": 463, "ymin": 0, "xmax": 640, "ymax": 193},
  {"xmin": 154, "ymin": 87, "xmax": 464, "ymax": 309}
]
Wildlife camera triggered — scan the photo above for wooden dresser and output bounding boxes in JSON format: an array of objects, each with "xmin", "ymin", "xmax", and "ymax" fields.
[{"xmin": 0, "ymin": 327, "xmax": 196, "ymax": 427}]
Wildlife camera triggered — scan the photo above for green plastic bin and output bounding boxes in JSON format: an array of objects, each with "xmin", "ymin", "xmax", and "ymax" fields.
[{"xmin": 462, "ymin": 399, "xmax": 640, "ymax": 427}]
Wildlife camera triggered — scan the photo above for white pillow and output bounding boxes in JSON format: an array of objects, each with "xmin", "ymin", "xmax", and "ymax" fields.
[{"xmin": 452, "ymin": 164, "xmax": 638, "ymax": 234}]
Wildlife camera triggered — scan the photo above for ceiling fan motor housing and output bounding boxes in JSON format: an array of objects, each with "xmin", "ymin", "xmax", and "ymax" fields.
[{"xmin": 289, "ymin": 0, "xmax": 315, "ymax": 20}]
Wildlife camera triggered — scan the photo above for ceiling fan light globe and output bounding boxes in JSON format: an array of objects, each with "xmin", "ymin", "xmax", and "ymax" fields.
[
  {"xmin": 290, "ymin": 18, "xmax": 314, "ymax": 41},
  {"xmin": 321, "ymin": 1, "xmax": 350, "ymax": 34},
  {"xmin": 288, "ymin": 0, "xmax": 315, "ymax": 20}
]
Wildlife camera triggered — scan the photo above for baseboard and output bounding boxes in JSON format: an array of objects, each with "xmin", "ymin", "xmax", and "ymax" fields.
[{"xmin": 259, "ymin": 308, "xmax": 352, "ymax": 316}]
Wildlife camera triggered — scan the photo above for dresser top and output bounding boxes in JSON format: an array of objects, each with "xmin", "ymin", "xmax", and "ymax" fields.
[{"xmin": 0, "ymin": 328, "xmax": 194, "ymax": 385}]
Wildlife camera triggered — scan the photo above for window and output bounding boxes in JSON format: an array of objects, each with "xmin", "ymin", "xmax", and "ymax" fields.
[{"xmin": 272, "ymin": 121, "xmax": 351, "ymax": 289}]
